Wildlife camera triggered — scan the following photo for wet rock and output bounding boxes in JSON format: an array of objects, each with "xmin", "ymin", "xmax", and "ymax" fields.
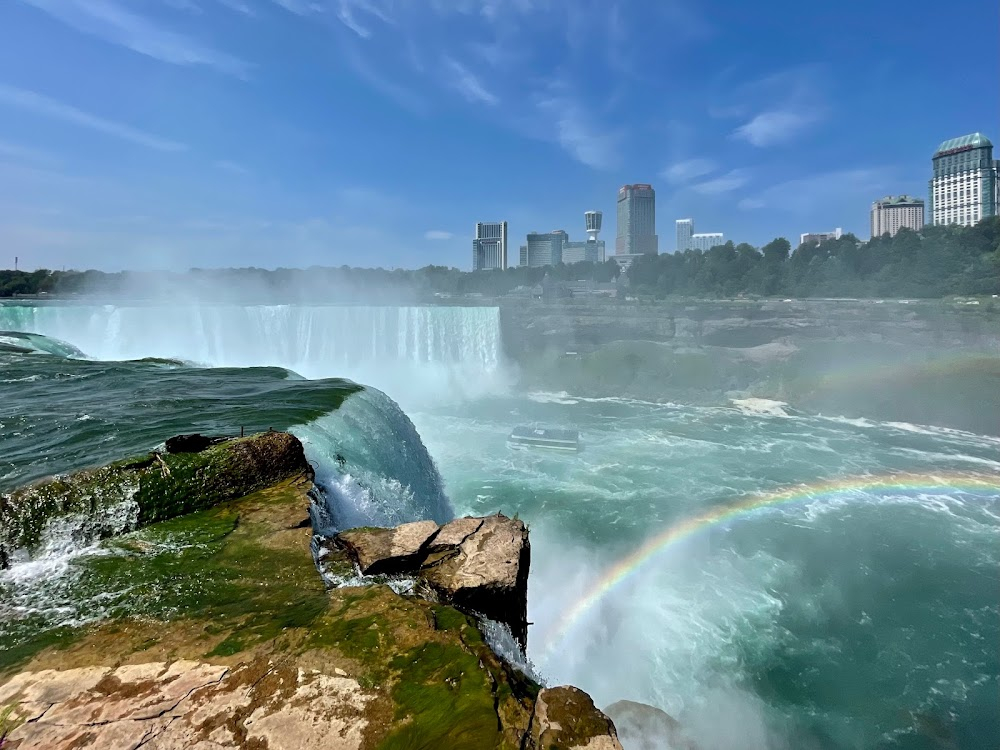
[
  {"xmin": 336, "ymin": 520, "xmax": 439, "ymax": 575},
  {"xmin": 164, "ymin": 433, "xmax": 228, "ymax": 454},
  {"xmin": 604, "ymin": 699, "xmax": 696, "ymax": 750},
  {"xmin": 334, "ymin": 514, "xmax": 530, "ymax": 649},
  {"xmin": 421, "ymin": 515, "xmax": 530, "ymax": 650},
  {"xmin": 530, "ymin": 686, "xmax": 623, "ymax": 749},
  {"xmin": 0, "ymin": 431, "xmax": 311, "ymax": 568}
]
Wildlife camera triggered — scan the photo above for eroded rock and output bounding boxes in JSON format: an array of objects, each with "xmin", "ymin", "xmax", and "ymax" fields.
[
  {"xmin": 336, "ymin": 519, "xmax": 439, "ymax": 575},
  {"xmin": 333, "ymin": 513, "xmax": 530, "ymax": 649},
  {"xmin": 530, "ymin": 686, "xmax": 623, "ymax": 750},
  {"xmin": 0, "ymin": 658, "xmax": 370, "ymax": 750}
]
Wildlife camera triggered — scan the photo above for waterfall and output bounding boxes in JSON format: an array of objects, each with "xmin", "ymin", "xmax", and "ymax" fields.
[{"xmin": 0, "ymin": 303, "xmax": 507, "ymax": 403}]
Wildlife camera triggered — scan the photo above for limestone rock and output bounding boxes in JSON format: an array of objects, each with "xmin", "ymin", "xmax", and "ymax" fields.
[
  {"xmin": 334, "ymin": 514, "xmax": 530, "ymax": 649},
  {"xmin": 336, "ymin": 520, "xmax": 439, "ymax": 575},
  {"xmin": 0, "ymin": 658, "xmax": 369, "ymax": 750},
  {"xmin": 530, "ymin": 686, "xmax": 623, "ymax": 750},
  {"xmin": 421, "ymin": 515, "xmax": 530, "ymax": 650},
  {"xmin": 604, "ymin": 699, "xmax": 696, "ymax": 750}
]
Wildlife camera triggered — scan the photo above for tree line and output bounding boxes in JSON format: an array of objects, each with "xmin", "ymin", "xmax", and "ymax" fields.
[{"xmin": 2, "ymin": 218, "xmax": 999, "ymax": 299}]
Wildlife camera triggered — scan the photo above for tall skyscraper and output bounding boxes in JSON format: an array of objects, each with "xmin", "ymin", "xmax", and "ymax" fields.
[
  {"xmin": 929, "ymin": 133, "xmax": 998, "ymax": 227},
  {"xmin": 676, "ymin": 218, "xmax": 693, "ymax": 252},
  {"xmin": 871, "ymin": 196, "xmax": 925, "ymax": 238},
  {"xmin": 472, "ymin": 221, "xmax": 508, "ymax": 271},
  {"xmin": 615, "ymin": 184, "xmax": 658, "ymax": 256}
]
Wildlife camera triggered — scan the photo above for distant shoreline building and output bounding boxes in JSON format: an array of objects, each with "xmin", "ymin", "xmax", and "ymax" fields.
[
  {"xmin": 616, "ymin": 184, "xmax": 658, "ymax": 256},
  {"xmin": 675, "ymin": 218, "xmax": 724, "ymax": 252},
  {"xmin": 519, "ymin": 212, "xmax": 606, "ymax": 268},
  {"xmin": 800, "ymin": 228, "xmax": 843, "ymax": 246},
  {"xmin": 929, "ymin": 133, "xmax": 998, "ymax": 227},
  {"xmin": 473, "ymin": 221, "xmax": 508, "ymax": 271},
  {"xmin": 871, "ymin": 196, "xmax": 925, "ymax": 238},
  {"xmin": 689, "ymin": 232, "xmax": 725, "ymax": 251}
]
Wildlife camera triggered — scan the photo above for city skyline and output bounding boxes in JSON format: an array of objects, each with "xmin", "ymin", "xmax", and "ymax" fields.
[{"xmin": 0, "ymin": 0, "xmax": 996, "ymax": 271}]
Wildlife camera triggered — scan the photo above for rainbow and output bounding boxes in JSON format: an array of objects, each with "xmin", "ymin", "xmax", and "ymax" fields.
[{"xmin": 539, "ymin": 471, "xmax": 1000, "ymax": 654}]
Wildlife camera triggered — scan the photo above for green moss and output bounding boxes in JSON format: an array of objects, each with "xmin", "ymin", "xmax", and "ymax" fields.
[{"xmin": 379, "ymin": 641, "xmax": 503, "ymax": 750}]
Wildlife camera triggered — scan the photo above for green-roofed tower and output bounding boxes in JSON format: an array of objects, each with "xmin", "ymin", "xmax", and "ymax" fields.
[{"xmin": 929, "ymin": 132, "xmax": 998, "ymax": 226}]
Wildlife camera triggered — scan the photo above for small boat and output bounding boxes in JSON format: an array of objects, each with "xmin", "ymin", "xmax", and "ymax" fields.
[{"xmin": 507, "ymin": 426, "xmax": 580, "ymax": 452}]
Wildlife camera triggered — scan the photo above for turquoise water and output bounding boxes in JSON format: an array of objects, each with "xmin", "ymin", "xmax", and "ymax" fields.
[{"xmin": 1, "ymin": 303, "xmax": 998, "ymax": 749}]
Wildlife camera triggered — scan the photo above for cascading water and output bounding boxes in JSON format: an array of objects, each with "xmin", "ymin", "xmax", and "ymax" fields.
[
  {"xmin": 0, "ymin": 303, "xmax": 507, "ymax": 404},
  {"xmin": 292, "ymin": 387, "xmax": 454, "ymax": 530}
]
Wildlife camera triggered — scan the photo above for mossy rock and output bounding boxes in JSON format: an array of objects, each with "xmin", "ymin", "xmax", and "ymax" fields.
[{"xmin": 0, "ymin": 431, "xmax": 310, "ymax": 566}]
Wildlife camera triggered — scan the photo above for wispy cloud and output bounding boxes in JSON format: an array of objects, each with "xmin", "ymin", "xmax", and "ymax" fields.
[
  {"xmin": 443, "ymin": 57, "xmax": 499, "ymax": 105},
  {"xmin": 662, "ymin": 158, "xmax": 717, "ymax": 184},
  {"xmin": 733, "ymin": 110, "xmax": 819, "ymax": 147},
  {"xmin": 342, "ymin": 42, "xmax": 428, "ymax": 114},
  {"xmin": 17, "ymin": 0, "xmax": 251, "ymax": 77},
  {"xmin": 535, "ymin": 90, "xmax": 620, "ymax": 170},
  {"xmin": 424, "ymin": 229, "xmax": 454, "ymax": 240},
  {"xmin": 691, "ymin": 168, "xmax": 750, "ymax": 194},
  {"xmin": 0, "ymin": 84, "xmax": 187, "ymax": 152},
  {"xmin": 215, "ymin": 159, "xmax": 251, "ymax": 175},
  {"xmin": 739, "ymin": 167, "xmax": 893, "ymax": 212},
  {"xmin": 0, "ymin": 138, "xmax": 60, "ymax": 166}
]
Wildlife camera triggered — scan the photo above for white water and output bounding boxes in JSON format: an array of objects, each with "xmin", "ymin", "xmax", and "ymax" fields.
[{"xmin": 0, "ymin": 304, "xmax": 508, "ymax": 405}]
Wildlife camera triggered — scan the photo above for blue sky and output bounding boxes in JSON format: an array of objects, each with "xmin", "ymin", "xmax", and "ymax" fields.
[{"xmin": 0, "ymin": 0, "xmax": 996, "ymax": 271}]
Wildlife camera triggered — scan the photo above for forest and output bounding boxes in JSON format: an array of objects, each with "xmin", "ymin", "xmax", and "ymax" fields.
[{"xmin": 2, "ymin": 217, "xmax": 999, "ymax": 300}]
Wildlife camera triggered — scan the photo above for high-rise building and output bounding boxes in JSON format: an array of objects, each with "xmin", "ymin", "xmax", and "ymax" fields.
[
  {"xmin": 799, "ymin": 228, "xmax": 843, "ymax": 246},
  {"xmin": 929, "ymin": 133, "xmax": 998, "ymax": 227},
  {"xmin": 521, "ymin": 231, "xmax": 566, "ymax": 268},
  {"xmin": 472, "ymin": 221, "xmax": 508, "ymax": 271},
  {"xmin": 689, "ymin": 233, "xmax": 725, "ymax": 251},
  {"xmin": 562, "ymin": 238, "xmax": 606, "ymax": 264},
  {"xmin": 871, "ymin": 195, "xmax": 925, "ymax": 238},
  {"xmin": 615, "ymin": 184, "xmax": 658, "ymax": 256},
  {"xmin": 675, "ymin": 219, "xmax": 693, "ymax": 252}
]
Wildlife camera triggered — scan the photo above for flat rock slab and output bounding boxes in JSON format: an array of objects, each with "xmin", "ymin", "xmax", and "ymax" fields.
[
  {"xmin": 336, "ymin": 519, "xmax": 439, "ymax": 575},
  {"xmin": 1, "ymin": 658, "xmax": 370, "ymax": 750},
  {"xmin": 335, "ymin": 514, "xmax": 530, "ymax": 649}
]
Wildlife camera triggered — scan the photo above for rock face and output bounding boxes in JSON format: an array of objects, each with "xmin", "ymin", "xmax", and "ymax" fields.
[
  {"xmin": 531, "ymin": 687, "xmax": 624, "ymax": 750},
  {"xmin": 1, "ymin": 438, "xmax": 620, "ymax": 749},
  {"xmin": 0, "ymin": 431, "xmax": 310, "ymax": 568},
  {"xmin": 334, "ymin": 514, "xmax": 531, "ymax": 649}
]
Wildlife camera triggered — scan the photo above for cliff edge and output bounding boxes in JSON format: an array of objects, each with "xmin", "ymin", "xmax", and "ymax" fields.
[{"xmin": 0, "ymin": 433, "xmax": 621, "ymax": 750}]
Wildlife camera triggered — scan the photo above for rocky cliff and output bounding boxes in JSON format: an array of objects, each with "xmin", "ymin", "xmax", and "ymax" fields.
[{"xmin": 0, "ymin": 433, "xmax": 622, "ymax": 750}]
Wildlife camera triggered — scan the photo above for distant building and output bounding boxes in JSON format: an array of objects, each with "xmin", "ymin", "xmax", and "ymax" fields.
[
  {"xmin": 690, "ymin": 232, "xmax": 725, "ymax": 251},
  {"xmin": 473, "ymin": 221, "xmax": 508, "ymax": 271},
  {"xmin": 522, "ymin": 231, "xmax": 566, "ymax": 268},
  {"xmin": 585, "ymin": 211, "xmax": 603, "ymax": 242},
  {"xmin": 675, "ymin": 218, "xmax": 693, "ymax": 252},
  {"xmin": 929, "ymin": 133, "xmax": 998, "ymax": 227},
  {"xmin": 616, "ymin": 184, "xmax": 658, "ymax": 256},
  {"xmin": 871, "ymin": 196, "xmax": 925, "ymax": 238},
  {"xmin": 800, "ymin": 228, "xmax": 843, "ymax": 246},
  {"xmin": 562, "ymin": 239, "xmax": 606, "ymax": 265}
]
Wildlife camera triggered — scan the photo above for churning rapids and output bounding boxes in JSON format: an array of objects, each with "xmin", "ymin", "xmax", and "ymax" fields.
[{"xmin": 1, "ymin": 302, "xmax": 998, "ymax": 750}]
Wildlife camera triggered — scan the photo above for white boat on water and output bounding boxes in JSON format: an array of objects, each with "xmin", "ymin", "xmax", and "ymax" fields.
[{"xmin": 507, "ymin": 426, "xmax": 580, "ymax": 452}]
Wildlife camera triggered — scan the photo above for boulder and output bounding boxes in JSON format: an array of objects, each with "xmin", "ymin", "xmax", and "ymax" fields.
[
  {"xmin": 530, "ymin": 686, "xmax": 623, "ymax": 749},
  {"xmin": 604, "ymin": 699, "xmax": 696, "ymax": 750},
  {"xmin": 333, "ymin": 514, "xmax": 530, "ymax": 649},
  {"xmin": 421, "ymin": 515, "xmax": 530, "ymax": 650},
  {"xmin": 336, "ymin": 520, "xmax": 439, "ymax": 575},
  {"xmin": 164, "ymin": 433, "xmax": 228, "ymax": 454}
]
